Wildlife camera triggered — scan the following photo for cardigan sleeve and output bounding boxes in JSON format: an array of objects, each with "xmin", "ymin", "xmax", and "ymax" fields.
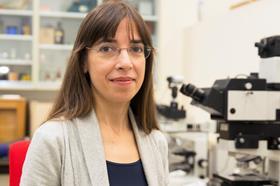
[
  {"xmin": 20, "ymin": 121, "xmax": 64, "ymax": 186},
  {"xmin": 151, "ymin": 130, "xmax": 170, "ymax": 185}
]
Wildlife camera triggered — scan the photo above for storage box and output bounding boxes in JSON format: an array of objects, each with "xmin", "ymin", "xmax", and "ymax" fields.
[
  {"xmin": 0, "ymin": 98, "xmax": 26, "ymax": 143},
  {"xmin": 30, "ymin": 101, "xmax": 53, "ymax": 136},
  {"xmin": 40, "ymin": 27, "xmax": 55, "ymax": 44}
]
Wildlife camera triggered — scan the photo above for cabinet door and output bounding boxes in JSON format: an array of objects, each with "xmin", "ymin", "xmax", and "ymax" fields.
[{"xmin": 0, "ymin": 3, "xmax": 33, "ymax": 83}]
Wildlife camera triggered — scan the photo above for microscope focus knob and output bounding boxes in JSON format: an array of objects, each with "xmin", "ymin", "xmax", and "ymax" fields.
[
  {"xmin": 244, "ymin": 82, "xmax": 253, "ymax": 90},
  {"xmin": 239, "ymin": 137, "xmax": 245, "ymax": 144},
  {"xmin": 198, "ymin": 159, "xmax": 208, "ymax": 168}
]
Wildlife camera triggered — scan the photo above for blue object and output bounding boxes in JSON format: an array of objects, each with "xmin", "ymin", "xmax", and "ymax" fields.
[
  {"xmin": 0, "ymin": 143, "xmax": 9, "ymax": 158},
  {"xmin": 106, "ymin": 159, "xmax": 148, "ymax": 186},
  {"xmin": 6, "ymin": 26, "xmax": 18, "ymax": 35}
]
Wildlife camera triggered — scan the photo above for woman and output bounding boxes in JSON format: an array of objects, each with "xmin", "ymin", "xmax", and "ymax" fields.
[{"xmin": 20, "ymin": 0, "xmax": 169, "ymax": 185}]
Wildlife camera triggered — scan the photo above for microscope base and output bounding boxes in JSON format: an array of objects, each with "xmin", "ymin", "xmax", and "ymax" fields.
[{"xmin": 212, "ymin": 173, "xmax": 274, "ymax": 186}]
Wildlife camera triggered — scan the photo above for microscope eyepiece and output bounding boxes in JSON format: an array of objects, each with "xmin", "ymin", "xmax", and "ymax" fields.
[
  {"xmin": 255, "ymin": 35, "xmax": 280, "ymax": 58},
  {"xmin": 180, "ymin": 83, "xmax": 205, "ymax": 102}
]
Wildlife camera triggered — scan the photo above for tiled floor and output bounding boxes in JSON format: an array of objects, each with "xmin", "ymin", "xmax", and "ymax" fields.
[{"xmin": 0, "ymin": 174, "xmax": 9, "ymax": 186}]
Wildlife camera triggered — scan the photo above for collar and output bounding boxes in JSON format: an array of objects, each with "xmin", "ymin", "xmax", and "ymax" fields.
[{"xmin": 74, "ymin": 108, "xmax": 161, "ymax": 186}]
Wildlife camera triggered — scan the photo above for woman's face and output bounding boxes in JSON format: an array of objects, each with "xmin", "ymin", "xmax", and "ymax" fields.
[{"xmin": 86, "ymin": 18, "xmax": 146, "ymax": 105}]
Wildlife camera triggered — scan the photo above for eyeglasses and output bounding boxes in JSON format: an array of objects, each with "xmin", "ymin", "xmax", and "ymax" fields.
[{"xmin": 86, "ymin": 43, "xmax": 152, "ymax": 60}]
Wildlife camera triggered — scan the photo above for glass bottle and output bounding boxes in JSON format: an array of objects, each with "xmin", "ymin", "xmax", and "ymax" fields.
[
  {"xmin": 54, "ymin": 22, "xmax": 64, "ymax": 44},
  {"xmin": 0, "ymin": 19, "xmax": 4, "ymax": 33},
  {"xmin": 21, "ymin": 18, "xmax": 31, "ymax": 35}
]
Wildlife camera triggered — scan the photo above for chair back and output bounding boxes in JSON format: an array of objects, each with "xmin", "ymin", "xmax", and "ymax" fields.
[{"xmin": 9, "ymin": 140, "xmax": 30, "ymax": 186}]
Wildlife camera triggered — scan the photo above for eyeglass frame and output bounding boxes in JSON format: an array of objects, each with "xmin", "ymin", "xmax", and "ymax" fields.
[{"xmin": 85, "ymin": 45, "xmax": 153, "ymax": 60}]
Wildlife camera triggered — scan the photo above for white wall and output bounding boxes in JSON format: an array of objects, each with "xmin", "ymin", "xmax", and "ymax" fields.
[
  {"xmin": 183, "ymin": 0, "xmax": 280, "ymax": 123},
  {"xmin": 200, "ymin": 0, "xmax": 248, "ymax": 21},
  {"xmin": 155, "ymin": 0, "xmax": 198, "ymax": 105}
]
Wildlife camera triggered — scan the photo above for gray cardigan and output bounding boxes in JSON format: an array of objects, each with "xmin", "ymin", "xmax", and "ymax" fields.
[{"xmin": 20, "ymin": 109, "xmax": 169, "ymax": 186}]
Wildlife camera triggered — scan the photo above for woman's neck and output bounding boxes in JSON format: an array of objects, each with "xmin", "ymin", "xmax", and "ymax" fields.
[{"xmin": 94, "ymin": 99, "xmax": 130, "ymax": 134}]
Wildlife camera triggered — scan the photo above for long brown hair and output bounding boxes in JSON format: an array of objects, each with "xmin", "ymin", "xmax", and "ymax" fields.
[{"xmin": 47, "ymin": 0, "xmax": 158, "ymax": 133}]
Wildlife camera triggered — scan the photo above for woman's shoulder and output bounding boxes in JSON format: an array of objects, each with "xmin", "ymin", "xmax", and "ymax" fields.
[
  {"xmin": 32, "ymin": 119, "xmax": 68, "ymax": 141},
  {"xmin": 150, "ymin": 129, "xmax": 167, "ymax": 141},
  {"xmin": 149, "ymin": 129, "xmax": 168, "ymax": 149}
]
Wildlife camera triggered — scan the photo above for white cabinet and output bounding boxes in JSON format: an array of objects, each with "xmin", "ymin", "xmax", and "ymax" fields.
[
  {"xmin": 0, "ymin": 0, "xmax": 158, "ymax": 91},
  {"xmin": 0, "ymin": 7, "xmax": 33, "ymax": 88}
]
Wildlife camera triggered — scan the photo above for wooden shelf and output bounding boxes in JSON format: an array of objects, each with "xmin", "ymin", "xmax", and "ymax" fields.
[
  {"xmin": 0, "ymin": 34, "xmax": 33, "ymax": 41},
  {"xmin": 40, "ymin": 11, "xmax": 157, "ymax": 21},
  {"xmin": 35, "ymin": 81, "xmax": 61, "ymax": 91},
  {"xmin": 0, "ymin": 9, "xmax": 33, "ymax": 16},
  {"xmin": 40, "ymin": 11, "xmax": 86, "ymax": 19},
  {"xmin": 143, "ymin": 15, "xmax": 158, "ymax": 22},
  {"xmin": 0, "ymin": 80, "xmax": 61, "ymax": 91},
  {"xmin": 39, "ymin": 44, "xmax": 73, "ymax": 50},
  {"xmin": 0, "ymin": 81, "xmax": 33, "ymax": 90},
  {"xmin": 0, "ymin": 59, "xmax": 32, "ymax": 66}
]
